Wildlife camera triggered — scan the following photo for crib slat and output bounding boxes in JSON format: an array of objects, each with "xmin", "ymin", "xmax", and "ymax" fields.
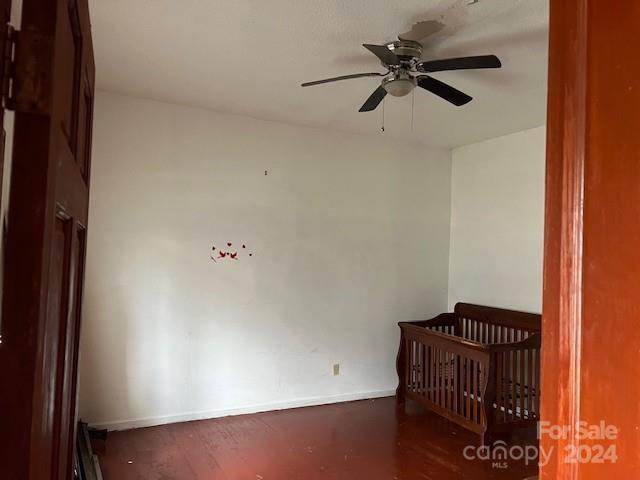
[
  {"xmin": 413, "ymin": 341, "xmax": 418, "ymax": 393},
  {"xmin": 461, "ymin": 356, "xmax": 465, "ymax": 416},
  {"xmin": 465, "ymin": 358, "xmax": 470, "ymax": 420},
  {"xmin": 429, "ymin": 347, "xmax": 438, "ymax": 403},
  {"xmin": 411, "ymin": 342, "xmax": 416, "ymax": 394},
  {"xmin": 451, "ymin": 353, "xmax": 455, "ymax": 410},
  {"xmin": 432, "ymin": 346, "xmax": 437, "ymax": 405},
  {"xmin": 442, "ymin": 350, "xmax": 447, "ymax": 409},
  {"xmin": 527, "ymin": 348, "xmax": 533, "ymax": 418},
  {"xmin": 533, "ymin": 349, "xmax": 540, "ymax": 416},
  {"xmin": 444, "ymin": 349, "xmax": 448, "ymax": 408},
  {"xmin": 465, "ymin": 357, "xmax": 470, "ymax": 419},
  {"xmin": 503, "ymin": 351, "xmax": 509, "ymax": 421},
  {"xmin": 519, "ymin": 348, "xmax": 525, "ymax": 419},
  {"xmin": 515, "ymin": 348, "xmax": 520, "ymax": 419},
  {"xmin": 450, "ymin": 353, "xmax": 455, "ymax": 410},
  {"xmin": 453, "ymin": 354, "xmax": 458, "ymax": 415},
  {"xmin": 471, "ymin": 360, "xmax": 476, "ymax": 423},
  {"xmin": 416, "ymin": 340, "xmax": 420, "ymax": 394},
  {"xmin": 453, "ymin": 354, "xmax": 458, "ymax": 414},
  {"xmin": 509, "ymin": 348, "xmax": 515, "ymax": 421},
  {"xmin": 425, "ymin": 344, "xmax": 430, "ymax": 400},
  {"xmin": 476, "ymin": 360, "xmax": 481, "ymax": 424},
  {"xmin": 405, "ymin": 339, "xmax": 410, "ymax": 394},
  {"xmin": 409, "ymin": 341, "xmax": 414, "ymax": 393},
  {"xmin": 447, "ymin": 351, "xmax": 451, "ymax": 409},
  {"xmin": 451, "ymin": 354, "xmax": 456, "ymax": 411},
  {"xmin": 459, "ymin": 356, "xmax": 464, "ymax": 417},
  {"xmin": 495, "ymin": 352, "xmax": 502, "ymax": 422},
  {"xmin": 420, "ymin": 343, "xmax": 425, "ymax": 395},
  {"xmin": 512, "ymin": 348, "xmax": 517, "ymax": 420},
  {"xmin": 420, "ymin": 343, "xmax": 424, "ymax": 395},
  {"xmin": 480, "ymin": 362, "xmax": 484, "ymax": 423},
  {"xmin": 432, "ymin": 346, "xmax": 437, "ymax": 403},
  {"xmin": 439, "ymin": 347, "xmax": 444, "ymax": 407},
  {"xmin": 438, "ymin": 347, "xmax": 442, "ymax": 405},
  {"xmin": 528, "ymin": 348, "xmax": 537, "ymax": 418},
  {"xmin": 505, "ymin": 352, "xmax": 510, "ymax": 422},
  {"xmin": 426, "ymin": 345, "xmax": 431, "ymax": 401}
]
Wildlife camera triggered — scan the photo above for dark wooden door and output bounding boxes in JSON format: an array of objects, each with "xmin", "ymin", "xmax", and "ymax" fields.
[
  {"xmin": 542, "ymin": 0, "xmax": 640, "ymax": 478},
  {"xmin": 0, "ymin": 0, "xmax": 95, "ymax": 479}
]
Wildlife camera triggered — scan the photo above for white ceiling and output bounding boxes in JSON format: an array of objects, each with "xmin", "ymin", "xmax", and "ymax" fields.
[{"xmin": 89, "ymin": 0, "xmax": 548, "ymax": 148}]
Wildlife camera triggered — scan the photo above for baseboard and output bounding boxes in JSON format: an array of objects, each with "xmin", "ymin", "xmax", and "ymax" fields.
[{"xmin": 89, "ymin": 389, "xmax": 396, "ymax": 431}]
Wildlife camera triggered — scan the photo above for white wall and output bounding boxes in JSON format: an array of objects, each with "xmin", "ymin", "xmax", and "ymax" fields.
[
  {"xmin": 448, "ymin": 126, "xmax": 546, "ymax": 313},
  {"xmin": 79, "ymin": 91, "xmax": 452, "ymax": 430}
]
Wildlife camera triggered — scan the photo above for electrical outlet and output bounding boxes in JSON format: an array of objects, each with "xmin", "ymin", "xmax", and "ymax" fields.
[{"xmin": 332, "ymin": 363, "xmax": 340, "ymax": 376}]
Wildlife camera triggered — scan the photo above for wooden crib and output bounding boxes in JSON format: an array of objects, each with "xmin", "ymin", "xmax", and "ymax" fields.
[{"xmin": 396, "ymin": 303, "xmax": 541, "ymax": 443}]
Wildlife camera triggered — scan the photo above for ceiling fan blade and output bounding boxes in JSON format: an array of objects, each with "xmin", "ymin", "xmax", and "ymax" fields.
[
  {"xmin": 363, "ymin": 44, "xmax": 400, "ymax": 66},
  {"xmin": 359, "ymin": 86, "xmax": 387, "ymax": 112},
  {"xmin": 418, "ymin": 55, "xmax": 502, "ymax": 73},
  {"xmin": 417, "ymin": 76, "xmax": 472, "ymax": 106},
  {"xmin": 398, "ymin": 20, "xmax": 445, "ymax": 42},
  {"xmin": 301, "ymin": 72, "xmax": 386, "ymax": 87}
]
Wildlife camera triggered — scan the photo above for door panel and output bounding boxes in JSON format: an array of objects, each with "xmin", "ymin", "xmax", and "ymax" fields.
[
  {"xmin": 542, "ymin": 0, "xmax": 640, "ymax": 477},
  {"xmin": 50, "ymin": 213, "xmax": 74, "ymax": 478},
  {"xmin": 59, "ymin": 0, "xmax": 83, "ymax": 152},
  {"xmin": 0, "ymin": 0, "xmax": 95, "ymax": 479},
  {"xmin": 0, "ymin": 0, "xmax": 11, "ymax": 342},
  {"xmin": 0, "ymin": 0, "xmax": 9, "ymax": 204},
  {"xmin": 76, "ymin": 75, "xmax": 93, "ymax": 178}
]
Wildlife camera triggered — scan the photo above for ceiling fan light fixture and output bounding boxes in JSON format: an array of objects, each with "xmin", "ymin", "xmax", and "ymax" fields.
[
  {"xmin": 301, "ymin": 29, "xmax": 502, "ymax": 112},
  {"xmin": 382, "ymin": 76, "xmax": 416, "ymax": 97}
]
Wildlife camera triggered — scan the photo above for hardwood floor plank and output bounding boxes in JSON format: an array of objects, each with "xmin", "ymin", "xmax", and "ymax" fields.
[{"xmin": 97, "ymin": 397, "xmax": 538, "ymax": 479}]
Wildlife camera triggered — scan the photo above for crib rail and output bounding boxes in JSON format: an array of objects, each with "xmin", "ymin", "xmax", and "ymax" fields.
[{"xmin": 456, "ymin": 303, "xmax": 540, "ymax": 344}]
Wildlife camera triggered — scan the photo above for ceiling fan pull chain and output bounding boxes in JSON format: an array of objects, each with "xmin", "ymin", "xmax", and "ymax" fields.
[
  {"xmin": 411, "ymin": 88, "xmax": 415, "ymax": 131},
  {"xmin": 381, "ymin": 98, "xmax": 385, "ymax": 132}
]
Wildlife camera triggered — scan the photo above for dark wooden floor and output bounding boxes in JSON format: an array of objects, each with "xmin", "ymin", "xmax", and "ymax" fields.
[{"xmin": 96, "ymin": 397, "xmax": 538, "ymax": 480}]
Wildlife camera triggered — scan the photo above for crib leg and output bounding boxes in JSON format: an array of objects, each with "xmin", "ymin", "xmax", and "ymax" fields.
[{"xmin": 396, "ymin": 332, "xmax": 407, "ymax": 407}]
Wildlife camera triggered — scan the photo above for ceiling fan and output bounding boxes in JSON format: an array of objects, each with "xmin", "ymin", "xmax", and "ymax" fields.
[{"xmin": 301, "ymin": 23, "xmax": 502, "ymax": 112}]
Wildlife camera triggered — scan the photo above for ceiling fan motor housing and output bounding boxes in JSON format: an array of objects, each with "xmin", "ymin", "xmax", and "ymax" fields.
[
  {"xmin": 380, "ymin": 40, "xmax": 423, "ymax": 97},
  {"xmin": 386, "ymin": 39, "xmax": 423, "ymax": 61}
]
